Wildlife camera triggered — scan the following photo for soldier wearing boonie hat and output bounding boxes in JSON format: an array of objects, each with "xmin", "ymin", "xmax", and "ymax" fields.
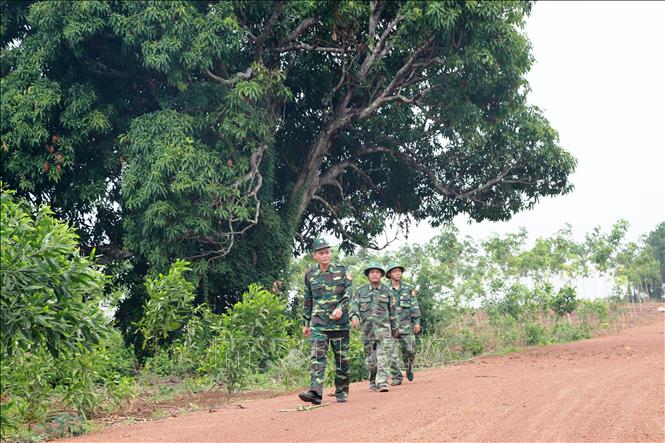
[
  {"xmin": 350, "ymin": 262, "xmax": 398, "ymax": 392},
  {"xmin": 385, "ymin": 262, "xmax": 421, "ymax": 384}
]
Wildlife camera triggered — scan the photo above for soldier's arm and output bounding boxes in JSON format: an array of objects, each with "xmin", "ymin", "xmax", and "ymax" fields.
[
  {"xmin": 410, "ymin": 288, "xmax": 422, "ymax": 326},
  {"xmin": 303, "ymin": 274, "xmax": 313, "ymax": 327},
  {"xmin": 389, "ymin": 290, "xmax": 398, "ymax": 332},
  {"xmin": 350, "ymin": 286, "xmax": 360, "ymax": 321},
  {"xmin": 335, "ymin": 270, "xmax": 353, "ymax": 313}
]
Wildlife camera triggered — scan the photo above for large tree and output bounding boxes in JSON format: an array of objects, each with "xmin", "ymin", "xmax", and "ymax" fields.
[{"xmin": 1, "ymin": 1, "xmax": 575, "ymax": 314}]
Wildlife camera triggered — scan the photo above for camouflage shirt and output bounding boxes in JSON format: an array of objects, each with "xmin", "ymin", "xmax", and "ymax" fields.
[
  {"xmin": 350, "ymin": 283, "xmax": 398, "ymax": 340},
  {"xmin": 391, "ymin": 284, "xmax": 421, "ymax": 335},
  {"xmin": 303, "ymin": 264, "xmax": 352, "ymax": 331}
]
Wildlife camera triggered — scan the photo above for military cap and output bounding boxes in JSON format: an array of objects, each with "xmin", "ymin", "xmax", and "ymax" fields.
[
  {"xmin": 311, "ymin": 238, "xmax": 331, "ymax": 252},
  {"xmin": 386, "ymin": 262, "xmax": 405, "ymax": 276},
  {"xmin": 363, "ymin": 262, "xmax": 386, "ymax": 277}
]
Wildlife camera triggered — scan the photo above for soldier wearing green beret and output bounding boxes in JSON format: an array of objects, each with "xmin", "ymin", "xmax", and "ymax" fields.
[
  {"xmin": 386, "ymin": 262, "xmax": 422, "ymax": 385},
  {"xmin": 298, "ymin": 238, "xmax": 353, "ymax": 405},
  {"xmin": 350, "ymin": 262, "xmax": 398, "ymax": 392}
]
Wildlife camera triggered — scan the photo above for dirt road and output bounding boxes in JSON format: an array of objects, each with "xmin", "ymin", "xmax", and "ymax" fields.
[{"xmin": 65, "ymin": 313, "xmax": 664, "ymax": 442}]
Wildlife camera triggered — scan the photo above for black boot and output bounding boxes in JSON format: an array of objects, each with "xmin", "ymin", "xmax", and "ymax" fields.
[{"xmin": 298, "ymin": 390, "xmax": 322, "ymax": 405}]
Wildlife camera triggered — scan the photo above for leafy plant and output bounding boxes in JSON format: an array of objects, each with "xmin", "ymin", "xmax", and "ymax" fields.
[
  {"xmin": 200, "ymin": 284, "xmax": 292, "ymax": 396},
  {"xmin": 0, "ymin": 185, "xmax": 108, "ymax": 357},
  {"xmin": 551, "ymin": 285, "xmax": 578, "ymax": 318},
  {"xmin": 136, "ymin": 259, "xmax": 196, "ymax": 352}
]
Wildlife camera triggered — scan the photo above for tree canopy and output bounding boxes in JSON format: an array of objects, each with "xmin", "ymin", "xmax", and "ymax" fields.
[{"xmin": 1, "ymin": 0, "xmax": 575, "ymax": 314}]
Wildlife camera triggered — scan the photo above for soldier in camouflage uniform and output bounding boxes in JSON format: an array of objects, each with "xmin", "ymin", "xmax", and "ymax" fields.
[
  {"xmin": 350, "ymin": 262, "xmax": 398, "ymax": 392},
  {"xmin": 386, "ymin": 262, "xmax": 422, "ymax": 385},
  {"xmin": 298, "ymin": 238, "xmax": 353, "ymax": 405}
]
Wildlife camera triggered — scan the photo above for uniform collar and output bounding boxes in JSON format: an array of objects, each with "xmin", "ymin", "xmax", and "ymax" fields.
[{"xmin": 317, "ymin": 263, "xmax": 335, "ymax": 273}]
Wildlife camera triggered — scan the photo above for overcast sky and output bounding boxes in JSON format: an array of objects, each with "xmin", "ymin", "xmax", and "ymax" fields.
[{"xmin": 399, "ymin": 1, "xmax": 665, "ymax": 248}]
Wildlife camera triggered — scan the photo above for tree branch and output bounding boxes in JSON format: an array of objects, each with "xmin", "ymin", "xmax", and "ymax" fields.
[
  {"xmin": 203, "ymin": 66, "xmax": 253, "ymax": 86},
  {"xmin": 254, "ymin": 1, "xmax": 284, "ymax": 61},
  {"xmin": 317, "ymin": 146, "xmax": 390, "ymax": 193},
  {"xmin": 354, "ymin": 35, "xmax": 436, "ymax": 120},
  {"xmin": 273, "ymin": 44, "xmax": 345, "ymax": 53},
  {"xmin": 357, "ymin": 8, "xmax": 404, "ymax": 81},
  {"xmin": 280, "ymin": 17, "xmax": 319, "ymax": 46},
  {"xmin": 455, "ymin": 163, "xmax": 517, "ymax": 199}
]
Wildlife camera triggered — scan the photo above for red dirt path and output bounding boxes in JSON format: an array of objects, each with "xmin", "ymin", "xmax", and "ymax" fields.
[{"xmin": 64, "ymin": 313, "xmax": 664, "ymax": 442}]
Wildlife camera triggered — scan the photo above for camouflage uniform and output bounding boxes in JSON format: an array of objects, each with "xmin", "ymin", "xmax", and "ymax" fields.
[
  {"xmin": 389, "ymin": 283, "xmax": 421, "ymax": 383},
  {"xmin": 303, "ymin": 259, "xmax": 352, "ymax": 400},
  {"xmin": 351, "ymin": 264, "xmax": 397, "ymax": 390}
]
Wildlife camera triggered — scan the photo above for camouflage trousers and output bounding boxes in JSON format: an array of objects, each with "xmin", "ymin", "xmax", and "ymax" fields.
[
  {"xmin": 308, "ymin": 329, "xmax": 350, "ymax": 397},
  {"xmin": 362, "ymin": 338, "xmax": 392, "ymax": 387},
  {"xmin": 390, "ymin": 334, "xmax": 416, "ymax": 382}
]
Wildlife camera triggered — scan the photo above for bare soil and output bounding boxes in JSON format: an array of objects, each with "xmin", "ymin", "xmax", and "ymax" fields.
[{"xmin": 62, "ymin": 309, "xmax": 664, "ymax": 442}]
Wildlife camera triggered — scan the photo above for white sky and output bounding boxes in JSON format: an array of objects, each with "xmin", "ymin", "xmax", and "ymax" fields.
[{"xmin": 400, "ymin": 1, "xmax": 665, "ymax": 248}]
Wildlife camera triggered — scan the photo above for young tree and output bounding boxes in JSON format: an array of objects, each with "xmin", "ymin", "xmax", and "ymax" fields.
[{"xmin": 645, "ymin": 222, "xmax": 665, "ymax": 297}]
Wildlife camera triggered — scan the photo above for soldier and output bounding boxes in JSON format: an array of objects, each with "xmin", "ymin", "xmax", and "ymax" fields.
[
  {"xmin": 350, "ymin": 262, "xmax": 398, "ymax": 392},
  {"xmin": 386, "ymin": 262, "xmax": 422, "ymax": 385},
  {"xmin": 298, "ymin": 238, "xmax": 353, "ymax": 405}
]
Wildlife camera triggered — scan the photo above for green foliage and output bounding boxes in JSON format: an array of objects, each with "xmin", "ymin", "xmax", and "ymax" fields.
[
  {"xmin": 459, "ymin": 328, "xmax": 485, "ymax": 356},
  {"xmin": 524, "ymin": 323, "xmax": 548, "ymax": 346},
  {"xmin": 1, "ymin": 329, "xmax": 136, "ymax": 441},
  {"xmin": 142, "ymin": 304, "xmax": 219, "ymax": 377},
  {"xmin": 137, "ymin": 259, "xmax": 196, "ymax": 352},
  {"xmin": 2, "ymin": 0, "xmax": 576, "ymax": 320},
  {"xmin": 200, "ymin": 284, "xmax": 292, "ymax": 395},
  {"xmin": 576, "ymin": 300, "xmax": 609, "ymax": 328},
  {"xmin": 550, "ymin": 285, "xmax": 578, "ymax": 317},
  {"xmin": 0, "ymin": 185, "xmax": 108, "ymax": 357},
  {"xmin": 645, "ymin": 222, "xmax": 665, "ymax": 292},
  {"xmin": 583, "ymin": 220, "xmax": 629, "ymax": 272},
  {"xmin": 550, "ymin": 321, "xmax": 592, "ymax": 342},
  {"xmin": 613, "ymin": 240, "xmax": 660, "ymax": 301}
]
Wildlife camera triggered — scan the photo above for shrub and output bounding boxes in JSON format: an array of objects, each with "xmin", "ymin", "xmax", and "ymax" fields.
[
  {"xmin": 459, "ymin": 328, "xmax": 485, "ymax": 356},
  {"xmin": 0, "ymin": 330, "xmax": 136, "ymax": 440},
  {"xmin": 0, "ymin": 187, "xmax": 135, "ymax": 440},
  {"xmin": 576, "ymin": 299, "xmax": 609, "ymax": 328},
  {"xmin": 551, "ymin": 285, "xmax": 578, "ymax": 318},
  {"xmin": 524, "ymin": 322, "xmax": 548, "ymax": 346},
  {"xmin": 550, "ymin": 322, "xmax": 591, "ymax": 342},
  {"xmin": 0, "ymin": 186, "xmax": 108, "ymax": 358},
  {"xmin": 136, "ymin": 259, "xmax": 196, "ymax": 352},
  {"xmin": 143, "ymin": 304, "xmax": 219, "ymax": 377},
  {"xmin": 200, "ymin": 284, "xmax": 292, "ymax": 395}
]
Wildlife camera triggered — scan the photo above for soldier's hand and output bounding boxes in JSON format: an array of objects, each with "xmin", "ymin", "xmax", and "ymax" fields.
[
  {"xmin": 331, "ymin": 308, "xmax": 342, "ymax": 321},
  {"xmin": 351, "ymin": 318, "xmax": 359, "ymax": 329},
  {"xmin": 302, "ymin": 326, "xmax": 311, "ymax": 337},
  {"xmin": 413, "ymin": 324, "xmax": 422, "ymax": 335}
]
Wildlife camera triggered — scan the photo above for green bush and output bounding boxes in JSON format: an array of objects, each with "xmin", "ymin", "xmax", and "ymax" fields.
[
  {"xmin": 143, "ymin": 304, "xmax": 219, "ymax": 377},
  {"xmin": 551, "ymin": 285, "xmax": 578, "ymax": 317},
  {"xmin": 200, "ymin": 284, "xmax": 293, "ymax": 395},
  {"xmin": 1, "ymin": 330, "xmax": 136, "ymax": 440},
  {"xmin": 576, "ymin": 299, "xmax": 609, "ymax": 327},
  {"xmin": 0, "ymin": 187, "xmax": 136, "ymax": 440},
  {"xmin": 459, "ymin": 328, "xmax": 485, "ymax": 356},
  {"xmin": 0, "ymin": 186, "xmax": 109, "ymax": 358},
  {"xmin": 489, "ymin": 314, "xmax": 522, "ymax": 348},
  {"xmin": 524, "ymin": 322, "xmax": 548, "ymax": 346},
  {"xmin": 137, "ymin": 259, "xmax": 196, "ymax": 352},
  {"xmin": 550, "ymin": 322, "xmax": 591, "ymax": 342}
]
